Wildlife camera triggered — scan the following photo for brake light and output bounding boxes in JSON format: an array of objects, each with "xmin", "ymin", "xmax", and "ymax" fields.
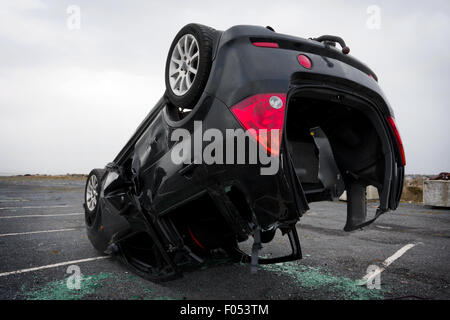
[
  {"xmin": 368, "ymin": 73, "xmax": 378, "ymax": 82},
  {"xmin": 188, "ymin": 226, "xmax": 205, "ymax": 249},
  {"xmin": 387, "ymin": 116, "xmax": 406, "ymax": 166},
  {"xmin": 252, "ymin": 42, "xmax": 279, "ymax": 48},
  {"xmin": 297, "ymin": 54, "xmax": 312, "ymax": 69},
  {"xmin": 230, "ymin": 94, "xmax": 286, "ymax": 155}
]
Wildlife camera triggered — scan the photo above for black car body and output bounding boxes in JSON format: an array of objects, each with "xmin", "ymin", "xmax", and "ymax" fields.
[{"xmin": 84, "ymin": 24, "xmax": 405, "ymax": 281}]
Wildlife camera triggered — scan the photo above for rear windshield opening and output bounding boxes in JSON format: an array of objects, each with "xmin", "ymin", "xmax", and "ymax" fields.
[{"xmin": 286, "ymin": 90, "xmax": 385, "ymax": 203}]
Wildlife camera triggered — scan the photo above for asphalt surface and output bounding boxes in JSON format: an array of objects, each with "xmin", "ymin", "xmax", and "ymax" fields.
[{"xmin": 0, "ymin": 177, "xmax": 449, "ymax": 300}]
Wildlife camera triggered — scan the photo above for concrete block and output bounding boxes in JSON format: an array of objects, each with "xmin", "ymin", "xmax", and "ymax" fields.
[{"xmin": 423, "ymin": 180, "xmax": 450, "ymax": 207}]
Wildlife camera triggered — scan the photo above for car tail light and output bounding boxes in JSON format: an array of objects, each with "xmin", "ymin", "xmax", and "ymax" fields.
[
  {"xmin": 230, "ymin": 94, "xmax": 286, "ymax": 155},
  {"xmin": 188, "ymin": 226, "xmax": 205, "ymax": 249},
  {"xmin": 252, "ymin": 42, "xmax": 279, "ymax": 48},
  {"xmin": 297, "ymin": 54, "xmax": 312, "ymax": 69},
  {"xmin": 387, "ymin": 116, "xmax": 406, "ymax": 166},
  {"xmin": 368, "ymin": 73, "xmax": 378, "ymax": 82}
]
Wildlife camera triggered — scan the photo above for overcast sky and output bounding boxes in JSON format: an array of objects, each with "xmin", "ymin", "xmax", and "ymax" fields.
[{"xmin": 0, "ymin": 0, "xmax": 449, "ymax": 175}]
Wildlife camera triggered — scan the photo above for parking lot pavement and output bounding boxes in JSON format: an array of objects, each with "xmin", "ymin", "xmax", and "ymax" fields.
[{"xmin": 0, "ymin": 177, "xmax": 449, "ymax": 300}]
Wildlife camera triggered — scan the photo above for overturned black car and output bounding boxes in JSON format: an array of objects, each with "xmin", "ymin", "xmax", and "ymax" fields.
[{"xmin": 84, "ymin": 24, "xmax": 405, "ymax": 281}]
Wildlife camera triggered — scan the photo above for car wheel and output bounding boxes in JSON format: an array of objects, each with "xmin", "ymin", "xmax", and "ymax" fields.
[
  {"xmin": 165, "ymin": 23, "xmax": 216, "ymax": 109},
  {"xmin": 84, "ymin": 168, "xmax": 110, "ymax": 253},
  {"xmin": 84, "ymin": 169, "xmax": 104, "ymax": 227}
]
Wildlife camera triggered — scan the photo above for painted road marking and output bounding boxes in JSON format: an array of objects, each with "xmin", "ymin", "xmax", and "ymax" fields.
[
  {"xmin": 0, "ymin": 256, "xmax": 110, "ymax": 277},
  {"xmin": 0, "ymin": 205, "xmax": 76, "ymax": 210},
  {"xmin": 360, "ymin": 243, "xmax": 420, "ymax": 284},
  {"xmin": 375, "ymin": 225, "xmax": 392, "ymax": 230},
  {"xmin": 0, "ymin": 228, "xmax": 77, "ymax": 237},
  {"xmin": 0, "ymin": 213, "xmax": 83, "ymax": 219}
]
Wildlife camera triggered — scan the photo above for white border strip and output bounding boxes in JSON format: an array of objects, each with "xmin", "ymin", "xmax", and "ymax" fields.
[
  {"xmin": 0, "ymin": 213, "xmax": 83, "ymax": 219},
  {"xmin": 0, "ymin": 256, "xmax": 110, "ymax": 277},
  {"xmin": 0, "ymin": 228, "xmax": 77, "ymax": 237}
]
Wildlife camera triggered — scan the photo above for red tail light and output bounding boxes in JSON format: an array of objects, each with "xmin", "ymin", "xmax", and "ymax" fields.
[
  {"xmin": 387, "ymin": 116, "xmax": 406, "ymax": 166},
  {"xmin": 188, "ymin": 226, "xmax": 205, "ymax": 249},
  {"xmin": 230, "ymin": 94, "xmax": 286, "ymax": 155},
  {"xmin": 252, "ymin": 42, "xmax": 279, "ymax": 48},
  {"xmin": 297, "ymin": 54, "xmax": 312, "ymax": 69}
]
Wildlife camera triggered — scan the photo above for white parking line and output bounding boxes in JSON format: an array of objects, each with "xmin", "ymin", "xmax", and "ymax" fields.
[
  {"xmin": 0, "ymin": 256, "xmax": 110, "ymax": 277},
  {"xmin": 0, "ymin": 205, "xmax": 76, "ymax": 210},
  {"xmin": 0, "ymin": 213, "xmax": 83, "ymax": 219},
  {"xmin": 375, "ymin": 225, "xmax": 392, "ymax": 230},
  {"xmin": 0, "ymin": 228, "xmax": 77, "ymax": 237},
  {"xmin": 361, "ymin": 243, "xmax": 419, "ymax": 283}
]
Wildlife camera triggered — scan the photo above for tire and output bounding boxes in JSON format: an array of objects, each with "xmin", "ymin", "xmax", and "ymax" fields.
[
  {"xmin": 165, "ymin": 23, "xmax": 215, "ymax": 109},
  {"xmin": 84, "ymin": 168, "xmax": 108, "ymax": 252}
]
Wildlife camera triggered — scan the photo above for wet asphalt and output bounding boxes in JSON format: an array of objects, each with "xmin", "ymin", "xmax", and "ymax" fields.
[{"xmin": 0, "ymin": 177, "xmax": 448, "ymax": 300}]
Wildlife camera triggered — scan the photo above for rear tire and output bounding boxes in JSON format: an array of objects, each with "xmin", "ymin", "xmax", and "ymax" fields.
[{"xmin": 165, "ymin": 23, "xmax": 215, "ymax": 109}]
